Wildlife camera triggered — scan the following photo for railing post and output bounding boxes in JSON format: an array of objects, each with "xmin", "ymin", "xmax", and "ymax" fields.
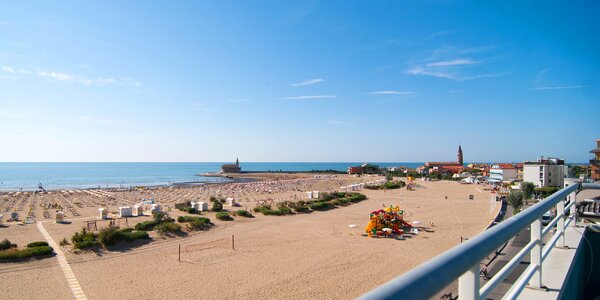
[
  {"xmin": 530, "ymin": 218, "xmax": 543, "ymax": 288},
  {"xmin": 458, "ymin": 264, "xmax": 480, "ymax": 300},
  {"xmin": 557, "ymin": 198, "xmax": 565, "ymax": 247},
  {"xmin": 569, "ymin": 190, "xmax": 577, "ymax": 226}
]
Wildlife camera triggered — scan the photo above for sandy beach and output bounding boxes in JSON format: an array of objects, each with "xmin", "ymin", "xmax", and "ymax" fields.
[{"xmin": 0, "ymin": 174, "xmax": 500, "ymax": 299}]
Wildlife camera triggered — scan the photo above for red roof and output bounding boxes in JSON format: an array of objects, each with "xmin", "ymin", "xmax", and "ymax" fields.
[
  {"xmin": 492, "ymin": 163, "xmax": 518, "ymax": 170},
  {"xmin": 426, "ymin": 162, "xmax": 461, "ymax": 166}
]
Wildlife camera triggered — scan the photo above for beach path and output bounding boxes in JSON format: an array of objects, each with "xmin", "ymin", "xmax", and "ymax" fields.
[{"xmin": 37, "ymin": 221, "xmax": 88, "ymax": 300}]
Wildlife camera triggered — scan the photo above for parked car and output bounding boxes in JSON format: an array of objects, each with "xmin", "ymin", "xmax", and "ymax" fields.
[{"xmin": 542, "ymin": 212, "xmax": 552, "ymax": 226}]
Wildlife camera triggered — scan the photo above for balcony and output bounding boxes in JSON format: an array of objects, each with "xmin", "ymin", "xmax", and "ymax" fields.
[{"xmin": 360, "ymin": 183, "xmax": 600, "ymax": 300}]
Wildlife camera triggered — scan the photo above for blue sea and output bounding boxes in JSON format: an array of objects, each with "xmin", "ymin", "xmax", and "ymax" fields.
[{"xmin": 0, "ymin": 162, "xmax": 424, "ymax": 191}]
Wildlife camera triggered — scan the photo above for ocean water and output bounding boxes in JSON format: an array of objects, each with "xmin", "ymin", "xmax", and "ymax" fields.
[{"xmin": 0, "ymin": 162, "xmax": 424, "ymax": 191}]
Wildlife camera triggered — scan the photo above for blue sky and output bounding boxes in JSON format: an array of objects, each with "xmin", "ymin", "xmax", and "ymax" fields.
[{"xmin": 0, "ymin": 1, "xmax": 598, "ymax": 163}]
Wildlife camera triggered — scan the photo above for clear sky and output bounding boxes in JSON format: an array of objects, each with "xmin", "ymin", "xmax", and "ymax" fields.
[{"xmin": 0, "ymin": 1, "xmax": 598, "ymax": 163}]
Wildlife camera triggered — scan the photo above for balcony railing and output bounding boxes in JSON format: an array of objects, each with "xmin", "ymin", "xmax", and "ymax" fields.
[{"xmin": 360, "ymin": 182, "xmax": 600, "ymax": 300}]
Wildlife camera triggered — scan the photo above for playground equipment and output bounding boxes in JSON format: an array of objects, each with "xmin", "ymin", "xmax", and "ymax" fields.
[
  {"xmin": 36, "ymin": 182, "xmax": 47, "ymax": 194},
  {"xmin": 365, "ymin": 204, "xmax": 413, "ymax": 238}
]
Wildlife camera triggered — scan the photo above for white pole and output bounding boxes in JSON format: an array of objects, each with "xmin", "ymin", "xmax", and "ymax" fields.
[
  {"xmin": 458, "ymin": 264, "xmax": 480, "ymax": 300},
  {"xmin": 569, "ymin": 191, "xmax": 576, "ymax": 226},
  {"xmin": 530, "ymin": 218, "xmax": 543, "ymax": 288},
  {"xmin": 557, "ymin": 198, "xmax": 565, "ymax": 247}
]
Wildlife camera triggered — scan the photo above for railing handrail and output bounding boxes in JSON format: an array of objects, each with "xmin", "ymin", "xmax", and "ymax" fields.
[{"xmin": 359, "ymin": 183, "xmax": 595, "ymax": 300}]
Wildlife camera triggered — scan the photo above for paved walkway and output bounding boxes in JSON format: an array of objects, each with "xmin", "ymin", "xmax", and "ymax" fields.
[{"xmin": 36, "ymin": 222, "xmax": 88, "ymax": 300}]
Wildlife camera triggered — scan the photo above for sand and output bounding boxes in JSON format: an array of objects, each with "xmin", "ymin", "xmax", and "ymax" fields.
[{"xmin": 0, "ymin": 175, "xmax": 501, "ymax": 299}]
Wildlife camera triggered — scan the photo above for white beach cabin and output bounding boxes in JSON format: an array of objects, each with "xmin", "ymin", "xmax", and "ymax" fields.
[
  {"xmin": 306, "ymin": 191, "xmax": 313, "ymax": 199},
  {"xmin": 226, "ymin": 198, "xmax": 236, "ymax": 206},
  {"xmin": 312, "ymin": 191, "xmax": 320, "ymax": 198},
  {"xmin": 98, "ymin": 208, "xmax": 108, "ymax": 219},
  {"xmin": 197, "ymin": 201, "xmax": 208, "ymax": 211},
  {"xmin": 55, "ymin": 211, "xmax": 65, "ymax": 223},
  {"xmin": 119, "ymin": 206, "xmax": 132, "ymax": 218},
  {"xmin": 133, "ymin": 205, "xmax": 143, "ymax": 216}
]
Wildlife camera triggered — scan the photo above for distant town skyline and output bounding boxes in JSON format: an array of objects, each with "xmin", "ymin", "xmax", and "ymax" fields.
[{"xmin": 0, "ymin": 1, "xmax": 598, "ymax": 163}]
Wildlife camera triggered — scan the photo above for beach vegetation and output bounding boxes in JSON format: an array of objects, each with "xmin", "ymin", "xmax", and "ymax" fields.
[
  {"xmin": 216, "ymin": 212, "xmax": 233, "ymax": 221},
  {"xmin": 155, "ymin": 222, "xmax": 183, "ymax": 236},
  {"xmin": 365, "ymin": 181, "xmax": 405, "ymax": 190},
  {"xmin": 508, "ymin": 190, "xmax": 525, "ymax": 213},
  {"xmin": 59, "ymin": 238, "xmax": 70, "ymax": 246},
  {"xmin": 177, "ymin": 216, "xmax": 211, "ymax": 223},
  {"xmin": 72, "ymin": 228, "xmax": 99, "ymax": 249},
  {"xmin": 98, "ymin": 226, "xmax": 121, "ymax": 246},
  {"xmin": 0, "ymin": 245, "xmax": 54, "ymax": 262},
  {"xmin": 0, "ymin": 238, "xmax": 17, "ymax": 251},
  {"xmin": 26, "ymin": 241, "xmax": 49, "ymax": 248},
  {"xmin": 235, "ymin": 210, "xmax": 253, "ymax": 217},
  {"xmin": 210, "ymin": 197, "xmax": 224, "ymax": 212},
  {"xmin": 308, "ymin": 201, "xmax": 331, "ymax": 210},
  {"xmin": 187, "ymin": 218, "xmax": 213, "ymax": 231},
  {"xmin": 294, "ymin": 205, "xmax": 310, "ymax": 213},
  {"xmin": 385, "ymin": 173, "xmax": 394, "ymax": 182}
]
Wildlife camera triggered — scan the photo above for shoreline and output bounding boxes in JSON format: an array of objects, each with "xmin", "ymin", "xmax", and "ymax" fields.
[{"xmin": 0, "ymin": 176, "xmax": 261, "ymax": 193}]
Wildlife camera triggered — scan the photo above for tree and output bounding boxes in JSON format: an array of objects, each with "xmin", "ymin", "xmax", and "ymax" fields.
[
  {"xmin": 385, "ymin": 173, "xmax": 393, "ymax": 182},
  {"xmin": 521, "ymin": 182, "xmax": 535, "ymax": 204},
  {"xmin": 508, "ymin": 190, "xmax": 525, "ymax": 214}
]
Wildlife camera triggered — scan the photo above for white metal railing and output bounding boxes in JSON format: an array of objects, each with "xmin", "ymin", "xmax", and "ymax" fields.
[{"xmin": 360, "ymin": 182, "xmax": 600, "ymax": 300}]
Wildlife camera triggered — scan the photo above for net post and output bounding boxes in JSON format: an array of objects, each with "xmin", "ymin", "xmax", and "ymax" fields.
[
  {"xmin": 232, "ymin": 234, "xmax": 235, "ymax": 250},
  {"xmin": 178, "ymin": 244, "xmax": 181, "ymax": 262}
]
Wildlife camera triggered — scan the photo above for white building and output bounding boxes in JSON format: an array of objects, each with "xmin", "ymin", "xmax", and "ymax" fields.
[
  {"xmin": 489, "ymin": 164, "xmax": 519, "ymax": 182},
  {"xmin": 523, "ymin": 157, "xmax": 565, "ymax": 187}
]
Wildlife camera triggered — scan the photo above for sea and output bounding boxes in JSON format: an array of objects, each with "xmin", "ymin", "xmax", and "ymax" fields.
[{"xmin": 0, "ymin": 162, "xmax": 424, "ymax": 191}]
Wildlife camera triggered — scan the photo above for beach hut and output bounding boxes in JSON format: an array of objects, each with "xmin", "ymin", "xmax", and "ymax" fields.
[
  {"xmin": 197, "ymin": 201, "xmax": 208, "ymax": 212},
  {"xmin": 133, "ymin": 205, "xmax": 143, "ymax": 216},
  {"xmin": 226, "ymin": 198, "xmax": 236, "ymax": 206},
  {"xmin": 119, "ymin": 207, "xmax": 132, "ymax": 218},
  {"xmin": 150, "ymin": 204, "xmax": 162, "ymax": 214},
  {"xmin": 98, "ymin": 208, "xmax": 108, "ymax": 220},
  {"xmin": 306, "ymin": 191, "xmax": 314, "ymax": 199},
  {"xmin": 55, "ymin": 211, "xmax": 65, "ymax": 223},
  {"xmin": 0, "ymin": 214, "xmax": 3, "ymax": 225},
  {"xmin": 312, "ymin": 191, "xmax": 319, "ymax": 198}
]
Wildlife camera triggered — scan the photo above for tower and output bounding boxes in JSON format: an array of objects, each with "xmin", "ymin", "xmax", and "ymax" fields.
[
  {"xmin": 236, "ymin": 158, "xmax": 239, "ymax": 167},
  {"xmin": 457, "ymin": 145, "xmax": 463, "ymax": 166}
]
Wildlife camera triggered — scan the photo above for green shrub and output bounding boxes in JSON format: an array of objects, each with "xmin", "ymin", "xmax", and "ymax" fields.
[
  {"xmin": 254, "ymin": 206, "xmax": 271, "ymax": 213},
  {"xmin": 177, "ymin": 216, "xmax": 211, "ymax": 223},
  {"xmin": 216, "ymin": 212, "xmax": 233, "ymax": 221},
  {"xmin": 235, "ymin": 210, "xmax": 253, "ymax": 217},
  {"xmin": 277, "ymin": 207, "xmax": 292, "ymax": 214},
  {"xmin": 121, "ymin": 230, "xmax": 150, "ymax": 241},
  {"xmin": 155, "ymin": 222, "xmax": 182, "ymax": 236},
  {"xmin": 0, "ymin": 238, "xmax": 13, "ymax": 251},
  {"xmin": 211, "ymin": 200, "xmax": 223, "ymax": 212},
  {"xmin": 0, "ymin": 246, "xmax": 54, "ymax": 261},
  {"xmin": 71, "ymin": 228, "xmax": 97, "ymax": 246},
  {"xmin": 187, "ymin": 218, "xmax": 212, "ymax": 231},
  {"xmin": 135, "ymin": 220, "xmax": 160, "ymax": 231},
  {"xmin": 331, "ymin": 200, "xmax": 342, "ymax": 206},
  {"xmin": 118, "ymin": 227, "xmax": 134, "ymax": 233},
  {"xmin": 294, "ymin": 205, "xmax": 310, "ymax": 213},
  {"xmin": 308, "ymin": 201, "xmax": 330, "ymax": 210},
  {"xmin": 98, "ymin": 226, "xmax": 121, "ymax": 246},
  {"xmin": 262, "ymin": 209, "xmax": 284, "ymax": 216},
  {"xmin": 74, "ymin": 240, "xmax": 100, "ymax": 249},
  {"xmin": 27, "ymin": 241, "xmax": 49, "ymax": 248}
]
